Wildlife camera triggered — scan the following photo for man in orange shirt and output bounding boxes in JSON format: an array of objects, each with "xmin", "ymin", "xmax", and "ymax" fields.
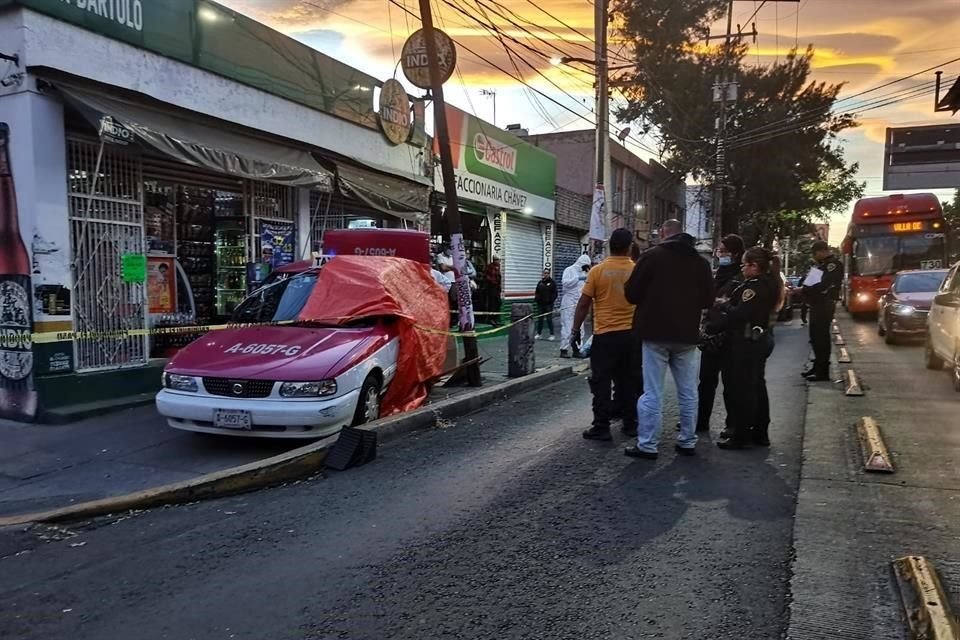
[{"xmin": 572, "ymin": 228, "xmax": 640, "ymax": 440}]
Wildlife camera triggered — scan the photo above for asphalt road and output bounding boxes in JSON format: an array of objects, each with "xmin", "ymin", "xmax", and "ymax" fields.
[
  {"xmin": 787, "ymin": 313, "xmax": 960, "ymax": 640},
  {"xmin": 0, "ymin": 325, "xmax": 809, "ymax": 640}
]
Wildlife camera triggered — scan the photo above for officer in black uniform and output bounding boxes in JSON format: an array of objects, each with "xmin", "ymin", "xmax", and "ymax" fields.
[
  {"xmin": 714, "ymin": 247, "xmax": 778, "ymax": 450},
  {"xmin": 802, "ymin": 240, "xmax": 844, "ymax": 382}
]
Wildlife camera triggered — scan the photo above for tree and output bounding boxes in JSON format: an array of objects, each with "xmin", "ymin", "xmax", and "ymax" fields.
[
  {"xmin": 612, "ymin": 0, "xmax": 864, "ymax": 242},
  {"xmin": 943, "ymin": 188, "xmax": 960, "ymax": 260}
]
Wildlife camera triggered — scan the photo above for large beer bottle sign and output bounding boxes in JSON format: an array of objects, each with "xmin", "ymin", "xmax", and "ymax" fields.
[{"xmin": 0, "ymin": 123, "xmax": 37, "ymax": 421}]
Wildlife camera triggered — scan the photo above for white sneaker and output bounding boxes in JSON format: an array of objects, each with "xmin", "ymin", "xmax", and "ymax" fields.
[
  {"xmin": 535, "ymin": 334, "xmax": 541, "ymax": 340},
  {"xmin": 547, "ymin": 335, "xmax": 555, "ymax": 341}
]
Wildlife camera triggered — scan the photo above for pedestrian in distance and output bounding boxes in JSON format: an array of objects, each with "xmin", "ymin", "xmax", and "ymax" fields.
[
  {"xmin": 534, "ymin": 268, "xmax": 558, "ymax": 340},
  {"xmin": 485, "ymin": 257, "xmax": 503, "ymax": 327},
  {"xmin": 801, "ymin": 240, "xmax": 843, "ymax": 381},
  {"xmin": 695, "ymin": 234, "xmax": 746, "ymax": 435},
  {"xmin": 560, "ymin": 254, "xmax": 592, "ymax": 358},
  {"xmin": 573, "ymin": 228, "xmax": 640, "ymax": 440},
  {"xmin": 714, "ymin": 247, "xmax": 779, "ymax": 450},
  {"xmin": 624, "ymin": 219, "xmax": 714, "ymax": 459}
]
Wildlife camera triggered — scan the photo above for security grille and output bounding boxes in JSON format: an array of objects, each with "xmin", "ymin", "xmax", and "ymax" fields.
[
  {"xmin": 249, "ymin": 180, "xmax": 296, "ymax": 261},
  {"xmin": 68, "ymin": 137, "xmax": 148, "ymax": 371}
]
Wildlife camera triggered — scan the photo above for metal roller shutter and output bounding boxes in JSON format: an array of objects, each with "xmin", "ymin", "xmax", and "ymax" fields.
[
  {"xmin": 554, "ymin": 227, "xmax": 586, "ymax": 308},
  {"xmin": 504, "ymin": 215, "xmax": 544, "ymax": 297}
]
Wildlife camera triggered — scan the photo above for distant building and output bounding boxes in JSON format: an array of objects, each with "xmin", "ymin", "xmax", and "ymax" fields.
[{"xmin": 685, "ymin": 186, "xmax": 713, "ymax": 256}]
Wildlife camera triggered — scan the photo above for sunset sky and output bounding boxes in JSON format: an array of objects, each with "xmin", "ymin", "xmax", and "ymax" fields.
[{"xmin": 223, "ymin": 0, "xmax": 960, "ymax": 243}]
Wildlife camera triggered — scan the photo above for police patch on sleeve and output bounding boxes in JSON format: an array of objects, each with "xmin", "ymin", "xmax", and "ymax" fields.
[
  {"xmin": 827, "ymin": 263, "xmax": 837, "ymax": 272},
  {"xmin": 742, "ymin": 288, "xmax": 756, "ymax": 301}
]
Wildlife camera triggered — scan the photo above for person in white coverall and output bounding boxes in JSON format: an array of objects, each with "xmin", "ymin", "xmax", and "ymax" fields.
[{"xmin": 560, "ymin": 254, "xmax": 593, "ymax": 357}]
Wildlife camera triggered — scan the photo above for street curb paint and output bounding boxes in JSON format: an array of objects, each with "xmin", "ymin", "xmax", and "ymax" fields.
[
  {"xmin": 832, "ymin": 323, "xmax": 840, "ymax": 335},
  {"xmin": 0, "ymin": 365, "xmax": 577, "ymax": 528},
  {"xmin": 837, "ymin": 346, "xmax": 852, "ymax": 364},
  {"xmin": 834, "ymin": 333, "xmax": 846, "ymax": 346},
  {"xmin": 856, "ymin": 417, "xmax": 894, "ymax": 473},
  {"xmin": 892, "ymin": 556, "xmax": 960, "ymax": 640},
  {"xmin": 844, "ymin": 369, "xmax": 864, "ymax": 396}
]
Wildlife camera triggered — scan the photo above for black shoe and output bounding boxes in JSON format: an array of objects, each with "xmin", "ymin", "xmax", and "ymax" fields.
[
  {"xmin": 624, "ymin": 446, "xmax": 657, "ymax": 459},
  {"xmin": 582, "ymin": 426, "xmax": 612, "ymax": 441},
  {"xmin": 621, "ymin": 425, "xmax": 638, "ymax": 437},
  {"xmin": 717, "ymin": 438, "xmax": 751, "ymax": 450},
  {"xmin": 675, "ymin": 422, "xmax": 681, "ymax": 431},
  {"xmin": 674, "ymin": 444, "xmax": 696, "ymax": 457},
  {"xmin": 719, "ymin": 429, "xmax": 732, "ymax": 440},
  {"xmin": 752, "ymin": 435, "xmax": 771, "ymax": 447},
  {"xmin": 800, "ymin": 368, "xmax": 814, "ymax": 378},
  {"xmin": 803, "ymin": 371, "xmax": 831, "ymax": 382}
]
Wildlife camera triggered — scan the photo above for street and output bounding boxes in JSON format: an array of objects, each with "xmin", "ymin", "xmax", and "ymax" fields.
[{"xmin": 0, "ymin": 324, "xmax": 807, "ymax": 640}]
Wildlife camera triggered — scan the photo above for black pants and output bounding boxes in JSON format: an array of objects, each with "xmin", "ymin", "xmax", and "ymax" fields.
[
  {"xmin": 725, "ymin": 339, "xmax": 767, "ymax": 443},
  {"xmin": 697, "ymin": 347, "xmax": 734, "ymax": 432},
  {"xmin": 755, "ymin": 332, "xmax": 776, "ymax": 440},
  {"xmin": 809, "ymin": 301, "xmax": 835, "ymax": 374},
  {"xmin": 535, "ymin": 304, "xmax": 555, "ymax": 335},
  {"xmin": 800, "ymin": 303, "xmax": 808, "ymax": 324},
  {"xmin": 589, "ymin": 330, "xmax": 641, "ymax": 430},
  {"xmin": 487, "ymin": 289, "xmax": 502, "ymax": 325}
]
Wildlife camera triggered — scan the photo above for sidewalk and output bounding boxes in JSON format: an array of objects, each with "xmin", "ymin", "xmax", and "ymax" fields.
[{"xmin": 0, "ymin": 332, "xmax": 574, "ymax": 517}]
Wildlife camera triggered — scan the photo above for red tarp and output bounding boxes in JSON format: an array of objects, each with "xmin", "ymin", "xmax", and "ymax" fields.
[{"xmin": 297, "ymin": 256, "xmax": 449, "ymax": 415}]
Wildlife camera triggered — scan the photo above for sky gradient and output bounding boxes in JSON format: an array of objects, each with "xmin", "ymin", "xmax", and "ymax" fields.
[{"xmin": 223, "ymin": 0, "xmax": 960, "ymax": 243}]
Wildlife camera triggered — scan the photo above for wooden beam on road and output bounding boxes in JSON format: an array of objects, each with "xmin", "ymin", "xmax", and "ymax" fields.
[
  {"xmin": 893, "ymin": 556, "xmax": 960, "ymax": 640},
  {"xmin": 837, "ymin": 346, "xmax": 852, "ymax": 364},
  {"xmin": 835, "ymin": 333, "xmax": 846, "ymax": 346},
  {"xmin": 844, "ymin": 369, "xmax": 864, "ymax": 396},
  {"xmin": 856, "ymin": 417, "xmax": 894, "ymax": 473}
]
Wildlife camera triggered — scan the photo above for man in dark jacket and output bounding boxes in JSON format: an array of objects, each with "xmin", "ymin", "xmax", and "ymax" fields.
[
  {"xmin": 624, "ymin": 220, "xmax": 715, "ymax": 459},
  {"xmin": 534, "ymin": 269, "xmax": 558, "ymax": 340}
]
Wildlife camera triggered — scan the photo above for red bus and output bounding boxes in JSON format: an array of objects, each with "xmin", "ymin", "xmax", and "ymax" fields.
[{"xmin": 842, "ymin": 193, "xmax": 949, "ymax": 315}]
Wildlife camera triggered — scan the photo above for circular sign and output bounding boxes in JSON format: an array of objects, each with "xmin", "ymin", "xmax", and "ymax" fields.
[
  {"xmin": 401, "ymin": 28, "xmax": 457, "ymax": 90},
  {"xmin": 379, "ymin": 79, "xmax": 412, "ymax": 146}
]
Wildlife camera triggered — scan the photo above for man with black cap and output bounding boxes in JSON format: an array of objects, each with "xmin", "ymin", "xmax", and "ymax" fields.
[
  {"xmin": 802, "ymin": 240, "xmax": 844, "ymax": 381},
  {"xmin": 573, "ymin": 228, "xmax": 640, "ymax": 440}
]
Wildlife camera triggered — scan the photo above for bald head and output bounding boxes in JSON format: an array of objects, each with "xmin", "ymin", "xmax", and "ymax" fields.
[{"xmin": 660, "ymin": 219, "xmax": 683, "ymax": 240}]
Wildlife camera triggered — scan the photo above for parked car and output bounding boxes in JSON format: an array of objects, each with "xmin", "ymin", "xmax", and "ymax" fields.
[
  {"xmin": 878, "ymin": 269, "xmax": 948, "ymax": 344},
  {"xmin": 924, "ymin": 263, "xmax": 960, "ymax": 390},
  {"xmin": 156, "ymin": 256, "xmax": 449, "ymax": 438}
]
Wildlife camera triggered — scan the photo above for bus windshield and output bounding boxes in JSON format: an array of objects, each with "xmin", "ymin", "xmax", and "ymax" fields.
[{"xmin": 852, "ymin": 234, "xmax": 947, "ymax": 276}]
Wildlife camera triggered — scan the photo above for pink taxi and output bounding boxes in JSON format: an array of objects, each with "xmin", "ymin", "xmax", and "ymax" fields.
[{"xmin": 156, "ymin": 267, "xmax": 400, "ymax": 438}]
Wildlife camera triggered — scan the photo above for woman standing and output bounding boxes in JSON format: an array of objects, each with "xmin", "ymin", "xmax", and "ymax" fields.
[
  {"xmin": 752, "ymin": 255, "xmax": 788, "ymax": 447},
  {"xmin": 715, "ymin": 247, "xmax": 779, "ymax": 450}
]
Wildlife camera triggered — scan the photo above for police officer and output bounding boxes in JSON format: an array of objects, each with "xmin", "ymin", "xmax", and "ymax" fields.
[
  {"xmin": 715, "ymin": 247, "xmax": 778, "ymax": 450},
  {"xmin": 802, "ymin": 240, "xmax": 844, "ymax": 381}
]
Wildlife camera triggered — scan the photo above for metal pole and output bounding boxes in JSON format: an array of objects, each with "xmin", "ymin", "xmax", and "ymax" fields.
[
  {"xmin": 593, "ymin": 0, "xmax": 610, "ymax": 258},
  {"xmin": 712, "ymin": 0, "xmax": 734, "ymax": 247},
  {"xmin": 418, "ymin": 0, "xmax": 481, "ymax": 386}
]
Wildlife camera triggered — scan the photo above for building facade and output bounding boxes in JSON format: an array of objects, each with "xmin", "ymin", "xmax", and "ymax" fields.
[{"xmin": 0, "ymin": 0, "xmax": 433, "ymax": 421}]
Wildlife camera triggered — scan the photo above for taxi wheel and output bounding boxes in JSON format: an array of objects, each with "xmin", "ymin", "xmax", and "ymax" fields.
[
  {"xmin": 953, "ymin": 350, "xmax": 960, "ymax": 393},
  {"xmin": 352, "ymin": 374, "xmax": 382, "ymax": 426}
]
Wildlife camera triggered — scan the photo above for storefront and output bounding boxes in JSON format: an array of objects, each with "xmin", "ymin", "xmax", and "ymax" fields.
[
  {"xmin": 0, "ymin": 1, "xmax": 432, "ymax": 422},
  {"xmin": 433, "ymin": 105, "xmax": 556, "ymax": 305}
]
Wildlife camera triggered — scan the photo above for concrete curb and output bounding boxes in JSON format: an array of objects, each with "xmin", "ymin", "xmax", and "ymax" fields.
[{"xmin": 0, "ymin": 365, "xmax": 579, "ymax": 528}]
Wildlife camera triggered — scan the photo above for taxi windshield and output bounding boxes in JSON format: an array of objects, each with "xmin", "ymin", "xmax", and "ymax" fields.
[{"xmin": 232, "ymin": 273, "xmax": 318, "ymax": 323}]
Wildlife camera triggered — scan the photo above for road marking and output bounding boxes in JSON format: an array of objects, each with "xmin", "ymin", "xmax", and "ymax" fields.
[
  {"xmin": 837, "ymin": 346, "xmax": 852, "ymax": 363},
  {"xmin": 844, "ymin": 369, "xmax": 864, "ymax": 396},
  {"xmin": 893, "ymin": 556, "xmax": 960, "ymax": 640},
  {"xmin": 832, "ymin": 323, "xmax": 840, "ymax": 335},
  {"xmin": 835, "ymin": 333, "xmax": 846, "ymax": 346},
  {"xmin": 856, "ymin": 417, "xmax": 894, "ymax": 473}
]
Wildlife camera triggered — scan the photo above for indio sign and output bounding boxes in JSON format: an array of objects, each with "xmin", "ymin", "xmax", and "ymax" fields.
[
  {"xmin": 55, "ymin": 0, "xmax": 144, "ymax": 32},
  {"xmin": 378, "ymin": 79, "xmax": 411, "ymax": 146}
]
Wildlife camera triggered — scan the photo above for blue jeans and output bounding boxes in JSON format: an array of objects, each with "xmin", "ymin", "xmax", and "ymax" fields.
[{"xmin": 636, "ymin": 342, "xmax": 701, "ymax": 453}]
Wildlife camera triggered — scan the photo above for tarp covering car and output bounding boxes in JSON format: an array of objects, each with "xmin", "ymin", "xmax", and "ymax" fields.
[{"xmin": 298, "ymin": 256, "xmax": 448, "ymax": 415}]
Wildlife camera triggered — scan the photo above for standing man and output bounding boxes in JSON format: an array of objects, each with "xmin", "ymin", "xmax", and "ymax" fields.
[
  {"xmin": 624, "ymin": 219, "xmax": 714, "ymax": 459},
  {"xmin": 802, "ymin": 240, "xmax": 844, "ymax": 381},
  {"xmin": 573, "ymin": 229, "xmax": 639, "ymax": 440},
  {"xmin": 534, "ymin": 269, "xmax": 558, "ymax": 340},
  {"xmin": 560, "ymin": 254, "xmax": 592, "ymax": 357}
]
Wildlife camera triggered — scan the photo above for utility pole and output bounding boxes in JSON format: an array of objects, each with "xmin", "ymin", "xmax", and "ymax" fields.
[
  {"xmin": 417, "ymin": 0, "xmax": 481, "ymax": 386},
  {"xmin": 591, "ymin": 0, "xmax": 610, "ymax": 258},
  {"xmin": 712, "ymin": 0, "xmax": 734, "ymax": 252}
]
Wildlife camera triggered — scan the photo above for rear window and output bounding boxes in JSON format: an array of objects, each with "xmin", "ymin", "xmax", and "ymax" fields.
[{"xmin": 895, "ymin": 271, "xmax": 947, "ymax": 294}]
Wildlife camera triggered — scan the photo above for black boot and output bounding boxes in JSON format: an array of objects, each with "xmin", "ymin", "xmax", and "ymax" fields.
[{"xmin": 582, "ymin": 426, "xmax": 612, "ymax": 441}]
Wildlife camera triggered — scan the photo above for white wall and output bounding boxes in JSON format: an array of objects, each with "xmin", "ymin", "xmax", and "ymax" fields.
[{"xmin": 11, "ymin": 8, "xmax": 429, "ymax": 186}]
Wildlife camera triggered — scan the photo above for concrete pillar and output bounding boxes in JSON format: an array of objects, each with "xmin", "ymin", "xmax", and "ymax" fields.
[{"xmin": 508, "ymin": 303, "xmax": 535, "ymax": 378}]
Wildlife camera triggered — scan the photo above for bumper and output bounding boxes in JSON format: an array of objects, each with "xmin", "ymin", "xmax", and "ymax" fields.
[
  {"xmin": 889, "ymin": 314, "xmax": 928, "ymax": 335},
  {"xmin": 156, "ymin": 389, "xmax": 360, "ymax": 438}
]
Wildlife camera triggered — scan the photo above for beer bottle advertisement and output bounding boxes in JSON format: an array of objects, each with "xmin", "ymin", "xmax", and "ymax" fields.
[{"xmin": 0, "ymin": 122, "xmax": 38, "ymax": 421}]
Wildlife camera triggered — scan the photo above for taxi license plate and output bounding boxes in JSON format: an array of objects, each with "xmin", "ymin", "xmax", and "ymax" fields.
[{"xmin": 214, "ymin": 409, "xmax": 252, "ymax": 430}]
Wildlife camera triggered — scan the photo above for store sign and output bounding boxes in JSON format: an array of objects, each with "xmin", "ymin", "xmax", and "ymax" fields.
[
  {"xmin": 401, "ymin": 28, "xmax": 457, "ymax": 90},
  {"xmin": 8, "ymin": 0, "xmax": 426, "ymax": 140},
  {"xmin": 435, "ymin": 105, "xmax": 556, "ymax": 220},
  {"xmin": 378, "ymin": 79, "xmax": 411, "ymax": 146},
  {"xmin": 99, "ymin": 116, "xmax": 134, "ymax": 145},
  {"xmin": 541, "ymin": 223, "xmax": 554, "ymax": 273},
  {"xmin": 488, "ymin": 209, "xmax": 506, "ymax": 267},
  {"xmin": 259, "ymin": 221, "xmax": 295, "ymax": 268}
]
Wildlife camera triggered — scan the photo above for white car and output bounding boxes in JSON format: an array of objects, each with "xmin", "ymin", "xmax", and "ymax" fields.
[{"xmin": 924, "ymin": 261, "xmax": 960, "ymax": 390}]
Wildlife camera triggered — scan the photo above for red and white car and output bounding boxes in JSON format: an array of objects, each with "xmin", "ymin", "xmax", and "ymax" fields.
[{"xmin": 156, "ymin": 266, "xmax": 401, "ymax": 438}]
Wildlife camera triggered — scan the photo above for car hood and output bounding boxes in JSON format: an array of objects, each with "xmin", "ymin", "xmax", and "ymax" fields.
[
  {"xmin": 894, "ymin": 292, "xmax": 936, "ymax": 309},
  {"xmin": 166, "ymin": 324, "xmax": 392, "ymax": 380}
]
